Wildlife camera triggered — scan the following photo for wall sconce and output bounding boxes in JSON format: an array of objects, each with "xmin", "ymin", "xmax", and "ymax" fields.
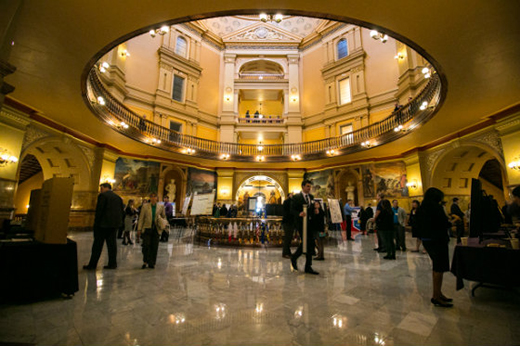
[
  {"xmin": 149, "ymin": 25, "xmax": 169, "ymax": 38},
  {"xmin": 394, "ymin": 124, "xmax": 405, "ymax": 132},
  {"xmin": 97, "ymin": 96, "xmax": 106, "ymax": 105},
  {"xmin": 148, "ymin": 138, "xmax": 161, "ymax": 145},
  {"xmin": 220, "ymin": 189, "xmax": 230, "ymax": 196},
  {"xmin": 120, "ymin": 49, "xmax": 130, "ymax": 57},
  {"xmin": 99, "ymin": 62, "xmax": 110, "ymax": 73},
  {"xmin": 220, "ymin": 153, "xmax": 230, "ymax": 160},
  {"xmin": 259, "ymin": 13, "xmax": 283, "ymax": 23},
  {"xmin": 183, "ymin": 148, "xmax": 195, "ymax": 154},
  {"xmin": 370, "ymin": 30, "xmax": 388, "ymax": 43},
  {"xmin": 422, "ymin": 67, "xmax": 431, "ymax": 78},
  {"xmin": 107, "ymin": 120, "xmax": 129, "ymax": 130},
  {"xmin": 256, "ymin": 155, "xmax": 265, "ymax": 162},
  {"xmin": 0, "ymin": 148, "xmax": 18, "ymax": 167},
  {"xmin": 291, "ymin": 154, "xmax": 301, "ymax": 161},
  {"xmin": 394, "ymin": 52, "xmax": 405, "ymax": 60},
  {"xmin": 257, "ymin": 142, "xmax": 263, "ymax": 152},
  {"xmin": 326, "ymin": 149, "xmax": 336, "ymax": 156},
  {"xmin": 101, "ymin": 175, "xmax": 116, "ymax": 184},
  {"xmin": 361, "ymin": 140, "xmax": 372, "ymax": 148},
  {"xmin": 291, "ymin": 96, "xmax": 298, "ymax": 102},
  {"xmin": 508, "ymin": 157, "xmax": 520, "ymax": 170},
  {"xmin": 225, "ymin": 95, "xmax": 231, "ymax": 102},
  {"xmin": 419, "ymin": 101, "xmax": 429, "ymax": 110},
  {"xmin": 406, "ymin": 180, "xmax": 418, "ymax": 189}
]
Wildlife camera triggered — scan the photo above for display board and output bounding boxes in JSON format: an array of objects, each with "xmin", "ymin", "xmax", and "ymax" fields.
[
  {"xmin": 190, "ymin": 191, "xmax": 215, "ymax": 216},
  {"xmin": 327, "ymin": 199, "xmax": 343, "ymax": 224},
  {"xmin": 181, "ymin": 196, "xmax": 191, "ymax": 215}
]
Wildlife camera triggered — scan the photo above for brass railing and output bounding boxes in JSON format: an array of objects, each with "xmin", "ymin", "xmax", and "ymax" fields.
[{"xmin": 87, "ymin": 67, "xmax": 441, "ymax": 161}]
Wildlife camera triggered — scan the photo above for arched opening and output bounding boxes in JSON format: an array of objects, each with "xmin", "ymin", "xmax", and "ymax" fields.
[
  {"xmin": 13, "ymin": 154, "xmax": 43, "ymax": 215},
  {"xmin": 235, "ymin": 175, "xmax": 285, "ymax": 214},
  {"xmin": 430, "ymin": 144, "xmax": 508, "ymax": 212}
]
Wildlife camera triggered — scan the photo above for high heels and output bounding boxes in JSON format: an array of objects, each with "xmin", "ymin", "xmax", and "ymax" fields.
[{"xmin": 431, "ymin": 298, "xmax": 453, "ymax": 307}]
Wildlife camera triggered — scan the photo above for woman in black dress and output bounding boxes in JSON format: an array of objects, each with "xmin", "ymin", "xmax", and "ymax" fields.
[
  {"xmin": 416, "ymin": 187, "xmax": 453, "ymax": 307},
  {"xmin": 377, "ymin": 199, "xmax": 395, "ymax": 259}
]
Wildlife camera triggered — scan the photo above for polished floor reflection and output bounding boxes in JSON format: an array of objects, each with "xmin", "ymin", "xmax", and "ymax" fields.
[{"xmin": 1, "ymin": 230, "xmax": 519, "ymax": 346}]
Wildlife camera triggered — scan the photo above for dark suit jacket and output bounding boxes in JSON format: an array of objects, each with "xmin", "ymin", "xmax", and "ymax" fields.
[
  {"xmin": 94, "ymin": 190, "xmax": 124, "ymax": 229},
  {"xmin": 291, "ymin": 192, "xmax": 314, "ymax": 231},
  {"xmin": 282, "ymin": 197, "xmax": 293, "ymax": 225}
]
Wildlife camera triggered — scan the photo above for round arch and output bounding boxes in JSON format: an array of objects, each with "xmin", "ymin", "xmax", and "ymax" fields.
[
  {"xmin": 336, "ymin": 167, "xmax": 363, "ymax": 206},
  {"xmin": 237, "ymin": 58, "xmax": 286, "ymax": 75},
  {"xmin": 235, "ymin": 174, "xmax": 286, "ymax": 205}
]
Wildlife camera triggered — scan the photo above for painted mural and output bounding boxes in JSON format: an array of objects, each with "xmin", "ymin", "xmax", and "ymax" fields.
[
  {"xmin": 188, "ymin": 168, "xmax": 216, "ymax": 195},
  {"xmin": 304, "ymin": 169, "xmax": 335, "ymax": 199},
  {"xmin": 362, "ymin": 164, "xmax": 376, "ymax": 198},
  {"xmin": 113, "ymin": 158, "xmax": 160, "ymax": 195},
  {"xmin": 374, "ymin": 161, "xmax": 408, "ymax": 197}
]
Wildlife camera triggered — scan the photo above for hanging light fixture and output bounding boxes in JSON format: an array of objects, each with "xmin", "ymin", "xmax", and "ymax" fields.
[
  {"xmin": 370, "ymin": 30, "xmax": 388, "ymax": 43},
  {"xmin": 0, "ymin": 148, "xmax": 18, "ymax": 167},
  {"xmin": 149, "ymin": 25, "xmax": 169, "ymax": 38},
  {"xmin": 259, "ymin": 13, "xmax": 284, "ymax": 23}
]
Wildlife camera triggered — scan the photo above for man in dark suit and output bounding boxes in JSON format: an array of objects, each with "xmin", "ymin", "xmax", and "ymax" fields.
[
  {"xmin": 450, "ymin": 197, "xmax": 465, "ymax": 243},
  {"xmin": 84, "ymin": 183, "xmax": 124, "ymax": 270},
  {"xmin": 290, "ymin": 180, "xmax": 319, "ymax": 275},
  {"xmin": 282, "ymin": 193, "xmax": 294, "ymax": 258}
]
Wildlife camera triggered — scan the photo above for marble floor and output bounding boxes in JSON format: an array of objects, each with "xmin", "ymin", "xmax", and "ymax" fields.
[{"xmin": 0, "ymin": 230, "xmax": 519, "ymax": 346}]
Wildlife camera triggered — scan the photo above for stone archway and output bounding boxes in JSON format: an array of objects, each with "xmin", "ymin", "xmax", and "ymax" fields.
[
  {"xmin": 336, "ymin": 167, "xmax": 363, "ymax": 206},
  {"xmin": 430, "ymin": 143, "xmax": 508, "ymax": 210},
  {"xmin": 235, "ymin": 175, "xmax": 286, "ymax": 212},
  {"xmin": 158, "ymin": 164, "xmax": 188, "ymax": 214}
]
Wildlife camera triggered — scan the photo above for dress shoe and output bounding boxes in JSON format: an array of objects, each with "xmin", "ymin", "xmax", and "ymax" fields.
[
  {"xmin": 313, "ymin": 257, "xmax": 325, "ymax": 261},
  {"xmin": 290, "ymin": 258, "xmax": 298, "ymax": 272},
  {"xmin": 347, "ymin": 238, "xmax": 355, "ymax": 241},
  {"xmin": 83, "ymin": 265, "xmax": 96, "ymax": 270},
  {"xmin": 305, "ymin": 268, "xmax": 319, "ymax": 275},
  {"xmin": 148, "ymin": 265, "xmax": 155, "ymax": 269},
  {"xmin": 282, "ymin": 255, "xmax": 291, "ymax": 259},
  {"xmin": 440, "ymin": 295, "xmax": 453, "ymax": 302},
  {"xmin": 103, "ymin": 265, "xmax": 117, "ymax": 269},
  {"xmin": 141, "ymin": 264, "xmax": 147, "ymax": 269},
  {"xmin": 431, "ymin": 298, "xmax": 453, "ymax": 308}
]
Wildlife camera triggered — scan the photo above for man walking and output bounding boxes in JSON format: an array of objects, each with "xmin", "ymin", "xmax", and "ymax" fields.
[
  {"xmin": 282, "ymin": 193, "xmax": 294, "ymax": 258},
  {"xmin": 291, "ymin": 180, "xmax": 319, "ymax": 275},
  {"xmin": 392, "ymin": 200, "xmax": 407, "ymax": 251},
  {"xmin": 84, "ymin": 183, "xmax": 124, "ymax": 270}
]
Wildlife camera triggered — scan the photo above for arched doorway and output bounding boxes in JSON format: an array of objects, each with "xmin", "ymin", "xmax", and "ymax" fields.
[
  {"xmin": 430, "ymin": 144, "xmax": 508, "ymax": 211},
  {"xmin": 235, "ymin": 175, "xmax": 285, "ymax": 214}
]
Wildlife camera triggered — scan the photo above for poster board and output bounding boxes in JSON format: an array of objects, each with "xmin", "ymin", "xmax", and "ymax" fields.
[
  {"xmin": 190, "ymin": 191, "xmax": 215, "ymax": 215},
  {"xmin": 181, "ymin": 196, "xmax": 191, "ymax": 215},
  {"xmin": 248, "ymin": 197, "xmax": 257, "ymax": 211},
  {"xmin": 327, "ymin": 199, "xmax": 343, "ymax": 224}
]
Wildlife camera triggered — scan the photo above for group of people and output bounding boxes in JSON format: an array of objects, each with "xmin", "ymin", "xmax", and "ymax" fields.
[
  {"xmin": 83, "ymin": 184, "xmax": 172, "ymax": 271},
  {"xmin": 212, "ymin": 203, "xmax": 238, "ymax": 218}
]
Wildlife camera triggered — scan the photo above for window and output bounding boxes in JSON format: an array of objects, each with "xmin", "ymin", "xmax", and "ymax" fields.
[
  {"xmin": 339, "ymin": 78, "xmax": 351, "ymax": 105},
  {"xmin": 340, "ymin": 124, "xmax": 353, "ymax": 136},
  {"xmin": 172, "ymin": 75, "xmax": 185, "ymax": 102},
  {"xmin": 169, "ymin": 121, "xmax": 182, "ymax": 132},
  {"xmin": 337, "ymin": 39, "xmax": 348, "ymax": 60},
  {"xmin": 175, "ymin": 36, "xmax": 187, "ymax": 57}
]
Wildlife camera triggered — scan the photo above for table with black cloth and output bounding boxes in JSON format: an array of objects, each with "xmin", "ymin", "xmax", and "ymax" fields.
[
  {"xmin": 0, "ymin": 238, "xmax": 79, "ymax": 303},
  {"xmin": 450, "ymin": 237, "xmax": 520, "ymax": 296}
]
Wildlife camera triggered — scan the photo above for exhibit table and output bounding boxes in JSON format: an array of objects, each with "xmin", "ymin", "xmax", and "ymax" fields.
[
  {"xmin": 450, "ymin": 237, "xmax": 520, "ymax": 296},
  {"xmin": 0, "ymin": 238, "xmax": 79, "ymax": 302}
]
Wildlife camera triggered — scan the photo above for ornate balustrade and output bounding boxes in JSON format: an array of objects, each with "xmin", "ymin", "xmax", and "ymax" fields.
[
  {"xmin": 238, "ymin": 73, "xmax": 285, "ymax": 80},
  {"xmin": 237, "ymin": 115, "xmax": 284, "ymax": 124},
  {"xmin": 195, "ymin": 217, "xmax": 286, "ymax": 247},
  {"xmin": 86, "ymin": 67, "xmax": 442, "ymax": 162}
]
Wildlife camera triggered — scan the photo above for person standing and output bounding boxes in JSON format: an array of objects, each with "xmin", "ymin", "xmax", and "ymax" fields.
[
  {"xmin": 122, "ymin": 199, "xmax": 137, "ymax": 245},
  {"xmin": 409, "ymin": 200, "xmax": 424, "ymax": 253},
  {"xmin": 450, "ymin": 197, "xmax": 465, "ymax": 243},
  {"xmin": 311, "ymin": 201, "xmax": 326, "ymax": 261},
  {"xmin": 282, "ymin": 193, "xmax": 294, "ymax": 258},
  {"xmin": 290, "ymin": 180, "xmax": 319, "ymax": 275},
  {"xmin": 417, "ymin": 187, "xmax": 453, "ymax": 307},
  {"xmin": 137, "ymin": 193, "xmax": 167, "ymax": 269},
  {"xmin": 373, "ymin": 193, "xmax": 387, "ymax": 252},
  {"xmin": 392, "ymin": 200, "xmax": 407, "ymax": 251},
  {"xmin": 163, "ymin": 196, "xmax": 173, "ymax": 220},
  {"xmin": 83, "ymin": 183, "xmax": 124, "ymax": 270},
  {"xmin": 343, "ymin": 199, "xmax": 355, "ymax": 241},
  {"xmin": 378, "ymin": 199, "xmax": 396, "ymax": 259}
]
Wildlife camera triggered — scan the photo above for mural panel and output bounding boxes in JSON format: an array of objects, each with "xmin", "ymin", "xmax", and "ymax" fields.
[
  {"xmin": 304, "ymin": 169, "xmax": 334, "ymax": 199},
  {"xmin": 188, "ymin": 168, "xmax": 216, "ymax": 195},
  {"xmin": 374, "ymin": 162, "xmax": 408, "ymax": 197},
  {"xmin": 114, "ymin": 158, "xmax": 160, "ymax": 195}
]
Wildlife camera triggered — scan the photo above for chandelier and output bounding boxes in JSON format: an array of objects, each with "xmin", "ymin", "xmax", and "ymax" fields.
[{"xmin": 0, "ymin": 148, "xmax": 18, "ymax": 167}]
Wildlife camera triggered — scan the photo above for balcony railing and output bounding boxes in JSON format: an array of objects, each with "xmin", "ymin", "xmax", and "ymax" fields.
[
  {"xmin": 87, "ymin": 67, "xmax": 442, "ymax": 162},
  {"xmin": 238, "ymin": 73, "xmax": 285, "ymax": 80},
  {"xmin": 238, "ymin": 115, "xmax": 284, "ymax": 124}
]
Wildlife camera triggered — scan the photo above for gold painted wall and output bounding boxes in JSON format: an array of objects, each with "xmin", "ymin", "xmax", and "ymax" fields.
[
  {"xmin": 304, "ymin": 127, "xmax": 326, "ymax": 142},
  {"xmin": 14, "ymin": 171, "xmax": 43, "ymax": 214},
  {"xmin": 198, "ymin": 43, "xmax": 221, "ymax": 115},
  {"xmin": 368, "ymin": 108, "xmax": 393, "ymax": 124},
  {"xmin": 127, "ymin": 105, "xmax": 154, "ymax": 119},
  {"xmin": 197, "ymin": 125, "xmax": 218, "ymax": 141},
  {"xmin": 301, "ymin": 46, "xmax": 325, "ymax": 117},
  {"xmin": 125, "ymin": 35, "xmax": 161, "ymax": 93}
]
